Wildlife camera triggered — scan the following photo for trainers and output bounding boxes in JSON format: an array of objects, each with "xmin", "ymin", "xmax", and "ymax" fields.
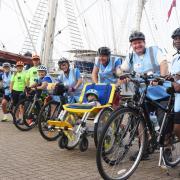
[
  {"xmin": 1, "ymin": 114, "xmax": 9, "ymax": 122},
  {"xmin": 129, "ymin": 151, "xmax": 150, "ymax": 161},
  {"xmin": 27, "ymin": 119, "xmax": 35, "ymax": 126}
]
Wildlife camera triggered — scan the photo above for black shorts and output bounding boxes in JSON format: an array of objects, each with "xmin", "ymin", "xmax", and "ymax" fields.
[
  {"xmin": 11, "ymin": 90, "xmax": 23, "ymax": 105},
  {"xmin": 174, "ymin": 112, "xmax": 180, "ymax": 124},
  {"xmin": 3, "ymin": 94, "xmax": 11, "ymax": 101}
]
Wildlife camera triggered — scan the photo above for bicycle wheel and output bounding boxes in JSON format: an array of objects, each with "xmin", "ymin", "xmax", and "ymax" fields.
[
  {"xmin": 63, "ymin": 112, "xmax": 81, "ymax": 150},
  {"xmin": 94, "ymin": 107, "xmax": 113, "ymax": 147},
  {"xmin": 96, "ymin": 107, "xmax": 146, "ymax": 180},
  {"xmin": 38, "ymin": 100, "xmax": 62, "ymax": 141},
  {"xmin": 163, "ymin": 136, "xmax": 180, "ymax": 167},
  {"xmin": 13, "ymin": 99, "xmax": 38, "ymax": 131}
]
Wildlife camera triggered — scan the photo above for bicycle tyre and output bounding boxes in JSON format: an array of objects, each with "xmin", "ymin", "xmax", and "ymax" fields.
[
  {"xmin": 13, "ymin": 99, "xmax": 38, "ymax": 131},
  {"xmin": 163, "ymin": 137, "xmax": 180, "ymax": 167},
  {"xmin": 38, "ymin": 100, "xmax": 62, "ymax": 141},
  {"xmin": 94, "ymin": 107, "xmax": 113, "ymax": 147},
  {"xmin": 96, "ymin": 107, "xmax": 146, "ymax": 180}
]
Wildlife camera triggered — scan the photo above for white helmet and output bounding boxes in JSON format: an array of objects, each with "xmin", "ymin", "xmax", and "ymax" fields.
[
  {"xmin": 37, "ymin": 65, "xmax": 47, "ymax": 72},
  {"xmin": 2, "ymin": 62, "xmax": 11, "ymax": 68}
]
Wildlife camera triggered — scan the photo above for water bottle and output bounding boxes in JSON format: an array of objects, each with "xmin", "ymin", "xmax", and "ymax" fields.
[
  {"xmin": 58, "ymin": 110, "xmax": 66, "ymax": 121},
  {"xmin": 149, "ymin": 112, "xmax": 160, "ymax": 131}
]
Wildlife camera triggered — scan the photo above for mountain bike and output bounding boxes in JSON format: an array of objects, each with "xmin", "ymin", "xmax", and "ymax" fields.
[
  {"xmin": 13, "ymin": 87, "xmax": 48, "ymax": 131},
  {"xmin": 38, "ymin": 93, "xmax": 69, "ymax": 141},
  {"xmin": 96, "ymin": 73, "xmax": 180, "ymax": 180}
]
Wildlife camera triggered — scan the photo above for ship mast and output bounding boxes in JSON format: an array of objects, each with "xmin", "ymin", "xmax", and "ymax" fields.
[
  {"xmin": 133, "ymin": 0, "xmax": 146, "ymax": 31},
  {"xmin": 107, "ymin": 0, "xmax": 117, "ymax": 54},
  {"xmin": 41, "ymin": 0, "xmax": 58, "ymax": 68}
]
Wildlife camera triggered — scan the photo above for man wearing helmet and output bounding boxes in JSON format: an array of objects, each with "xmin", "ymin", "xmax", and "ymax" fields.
[
  {"xmin": 57, "ymin": 57, "xmax": 83, "ymax": 102},
  {"xmin": 26, "ymin": 54, "xmax": 40, "ymax": 86},
  {"xmin": 10, "ymin": 61, "xmax": 26, "ymax": 106},
  {"xmin": 30, "ymin": 65, "xmax": 52, "ymax": 92},
  {"xmin": 92, "ymin": 47, "xmax": 122, "ymax": 84},
  {"xmin": 121, "ymin": 31, "xmax": 168, "ymax": 76},
  {"xmin": 167, "ymin": 27, "xmax": 180, "ymax": 140},
  {"xmin": 121, "ymin": 31, "xmax": 169, "ymax": 161},
  {"xmin": 0, "ymin": 63, "xmax": 12, "ymax": 121}
]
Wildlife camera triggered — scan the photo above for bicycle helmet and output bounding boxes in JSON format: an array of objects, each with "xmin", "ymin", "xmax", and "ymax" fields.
[
  {"xmin": 58, "ymin": 57, "xmax": 69, "ymax": 66},
  {"xmin": 37, "ymin": 65, "xmax": 47, "ymax": 72},
  {"xmin": 85, "ymin": 89, "xmax": 99, "ymax": 99},
  {"xmin": 16, "ymin": 61, "xmax": 24, "ymax": 66},
  {"xmin": 32, "ymin": 54, "xmax": 40, "ymax": 60},
  {"xmin": 2, "ymin": 62, "xmax": 11, "ymax": 67},
  {"xmin": 171, "ymin": 27, "xmax": 180, "ymax": 39},
  {"xmin": 97, "ymin": 47, "xmax": 111, "ymax": 56},
  {"xmin": 129, "ymin": 31, "xmax": 145, "ymax": 42}
]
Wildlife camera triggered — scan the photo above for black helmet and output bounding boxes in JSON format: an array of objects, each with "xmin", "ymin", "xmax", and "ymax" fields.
[
  {"xmin": 129, "ymin": 31, "xmax": 145, "ymax": 42},
  {"xmin": 97, "ymin": 47, "xmax": 111, "ymax": 56},
  {"xmin": 171, "ymin": 27, "xmax": 180, "ymax": 39},
  {"xmin": 58, "ymin": 57, "xmax": 69, "ymax": 66}
]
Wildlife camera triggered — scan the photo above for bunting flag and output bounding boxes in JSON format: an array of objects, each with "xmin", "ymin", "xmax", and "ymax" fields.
[{"xmin": 167, "ymin": 0, "xmax": 176, "ymax": 22}]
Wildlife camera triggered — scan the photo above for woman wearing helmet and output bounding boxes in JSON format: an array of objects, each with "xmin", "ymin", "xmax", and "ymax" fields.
[
  {"xmin": 121, "ymin": 31, "xmax": 168, "ymax": 76},
  {"xmin": 92, "ymin": 47, "xmax": 122, "ymax": 84},
  {"xmin": 57, "ymin": 57, "xmax": 83, "ymax": 102},
  {"xmin": 26, "ymin": 54, "xmax": 40, "ymax": 86},
  {"xmin": 0, "ymin": 62, "xmax": 12, "ymax": 121},
  {"xmin": 10, "ymin": 61, "xmax": 26, "ymax": 105},
  {"xmin": 30, "ymin": 65, "xmax": 52, "ymax": 92}
]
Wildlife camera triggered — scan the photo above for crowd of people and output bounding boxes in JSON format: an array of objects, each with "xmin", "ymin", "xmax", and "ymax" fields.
[{"xmin": 0, "ymin": 28, "xmax": 180, "ymax": 151}]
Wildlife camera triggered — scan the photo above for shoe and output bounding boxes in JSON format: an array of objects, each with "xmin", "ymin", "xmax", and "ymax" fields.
[
  {"xmin": 1, "ymin": 114, "xmax": 9, "ymax": 122},
  {"xmin": 129, "ymin": 151, "xmax": 150, "ymax": 161},
  {"xmin": 27, "ymin": 119, "xmax": 35, "ymax": 126}
]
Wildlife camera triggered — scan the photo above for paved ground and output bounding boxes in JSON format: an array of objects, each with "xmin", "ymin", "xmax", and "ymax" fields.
[{"xmin": 0, "ymin": 114, "xmax": 179, "ymax": 180}]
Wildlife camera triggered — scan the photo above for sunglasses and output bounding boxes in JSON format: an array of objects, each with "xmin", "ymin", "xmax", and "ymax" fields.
[{"xmin": 16, "ymin": 65, "xmax": 23, "ymax": 68}]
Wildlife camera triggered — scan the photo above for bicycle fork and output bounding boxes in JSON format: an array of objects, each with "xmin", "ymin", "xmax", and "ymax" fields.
[{"xmin": 157, "ymin": 112, "xmax": 170, "ymax": 171}]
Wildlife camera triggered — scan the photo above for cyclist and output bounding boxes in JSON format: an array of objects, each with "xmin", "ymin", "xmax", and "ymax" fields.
[
  {"xmin": 57, "ymin": 57, "xmax": 83, "ymax": 102},
  {"xmin": 10, "ymin": 61, "xmax": 26, "ymax": 106},
  {"xmin": 30, "ymin": 65, "xmax": 52, "ymax": 95},
  {"xmin": 167, "ymin": 27, "xmax": 180, "ymax": 140},
  {"xmin": 92, "ymin": 47, "xmax": 122, "ymax": 84},
  {"xmin": 0, "ymin": 63, "xmax": 12, "ymax": 121},
  {"xmin": 26, "ymin": 54, "xmax": 40, "ymax": 86},
  {"xmin": 120, "ymin": 31, "xmax": 169, "ymax": 160},
  {"xmin": 121, "ymin": 31, "xmax": 168, "ymax": 76}
]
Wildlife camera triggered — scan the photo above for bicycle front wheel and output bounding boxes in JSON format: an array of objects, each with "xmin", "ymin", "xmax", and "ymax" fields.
[
  {"xmin": 96, "ymin": 107, "xmax": 146, "ymax": 180},
  {"xmin": 38, "ymin": 100, "xmax": 62, "ymax": 141},
  {"xmin": 163, "ymin": 136, "xmax": 180, "ymax": 167},
  {"xmin": 94, "ymin": 107, "xmax": 113, "ymax": 147},
  {"xmin": 13, "ymin": 99, "xmax": 38, "ymax": 131}
]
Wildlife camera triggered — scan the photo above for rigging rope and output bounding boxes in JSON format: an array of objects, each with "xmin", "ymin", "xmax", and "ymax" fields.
[{"xmin": 55, "ymin": 0, "xmax": 100, "ymax": 37}]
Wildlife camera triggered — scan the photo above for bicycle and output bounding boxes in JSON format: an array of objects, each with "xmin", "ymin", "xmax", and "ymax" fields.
[
  {"xmin": 37, "ymin": 83, "xmax": 77, "ymax": 141},
  {"xmin": 38, "ymin": 92, "xmax": 69, "ymax": 141},
  {"xmin": 13, "ymin": 87, "xmax": 48, "ymax": 131},
  {"xmin": 96, "ymin": 73, "xmax": 180, "ymax": 180}
]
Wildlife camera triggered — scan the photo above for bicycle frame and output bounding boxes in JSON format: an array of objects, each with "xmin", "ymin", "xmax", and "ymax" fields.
[{"xmin": 131, "ymin": 78, "xmax": 176, "ymax": 169}]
